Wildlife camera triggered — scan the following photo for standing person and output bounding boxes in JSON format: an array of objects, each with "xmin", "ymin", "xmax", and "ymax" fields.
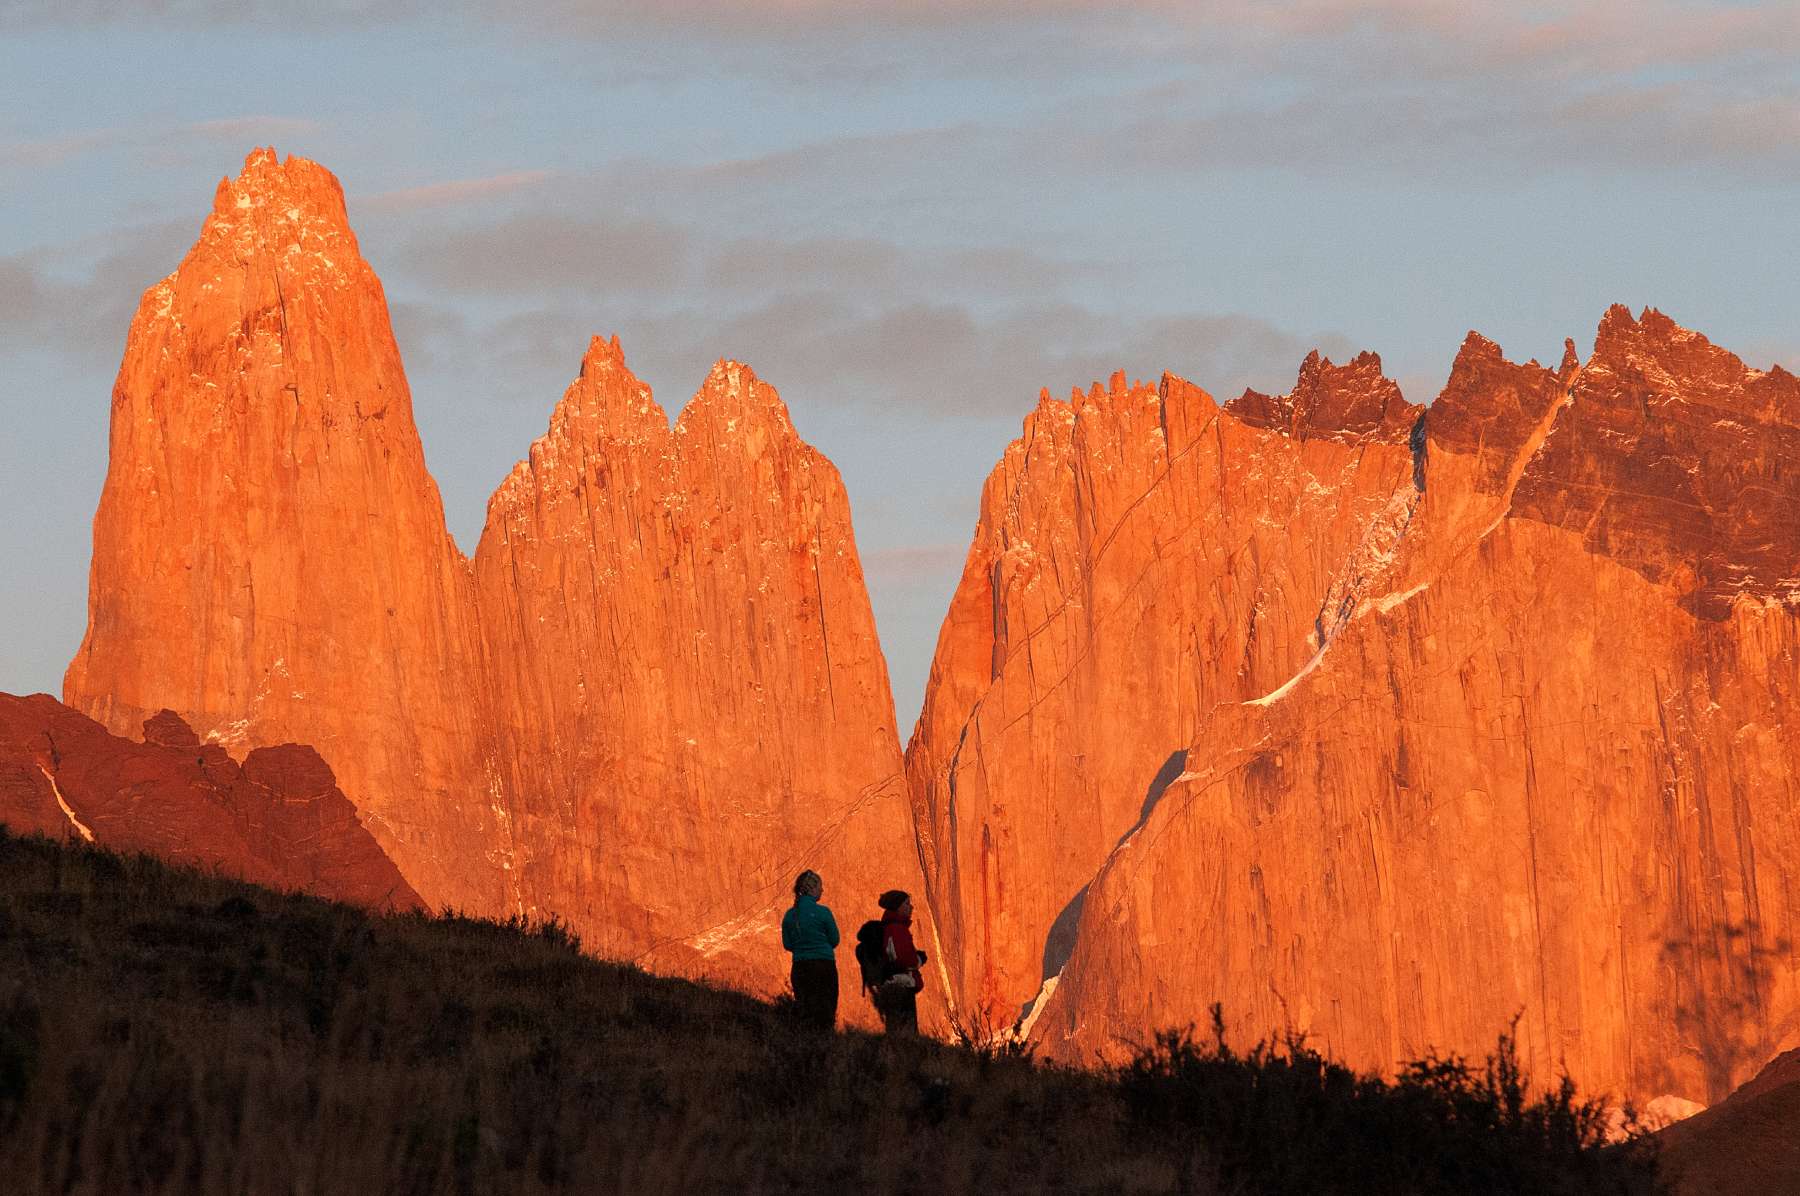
[
  {"xmin": 877, "ymin": 889, "xmax": 926, "ymax": 1036},
  {"xmin": 781, "ymin": 869, "xmax": 840, "ymax": 1031}
]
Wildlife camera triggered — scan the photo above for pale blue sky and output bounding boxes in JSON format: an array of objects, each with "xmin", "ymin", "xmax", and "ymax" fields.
[{"xmin": 3, "ymin": 1, "xmax": 1797, "ymax": 726}]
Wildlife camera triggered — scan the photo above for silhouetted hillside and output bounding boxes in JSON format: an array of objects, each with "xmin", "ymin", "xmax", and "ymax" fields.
[{"xmin": 0, "ymin": 826, "xmax": 1659, "ymax": 1194}]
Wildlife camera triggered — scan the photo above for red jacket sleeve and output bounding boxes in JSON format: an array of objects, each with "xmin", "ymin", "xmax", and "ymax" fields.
[{"xmin": 884, "ymin": 921, "xmax": 924, "ymax": 990}]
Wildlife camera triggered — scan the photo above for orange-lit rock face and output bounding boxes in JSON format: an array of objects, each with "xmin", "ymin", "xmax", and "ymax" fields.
[
  {"xmin": 61, "ymin": 149, "xmax": 495, "ymax": 913},
  {"xmin": 905, "ymin": 361, "xmax": 1423, "ymax": 1029},
  {"xmin": 474, "ymin": 341, "xmax": 923, "ymax": 1004},
  {"xmin": 1026, "ymin": 311, "xmax": 1800, "ymax": 1106},
  {"xmin": 1229, "ymin": 348, "xmax": 1420, "ymax": 446},
  {"xmin": 62, "ymin": 151, "xmax": 926, "ymax": 1013},
  {"xmin": 0, "ymin": 692, "xmax": 422, "ymax": 910},
  {"xmin": 1511, "ymin": 306, "xmax": 1800, "ymax": 617}
]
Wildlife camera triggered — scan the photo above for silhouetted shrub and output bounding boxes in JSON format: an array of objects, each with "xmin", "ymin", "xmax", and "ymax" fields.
[
  {"xmin": 945, "ymin": 1004, "xmax": 1039, "ymax": 1066},
  {"xmin": 1117, "ymin": 1004, "xmax": 1661, "ymax": 1195}
]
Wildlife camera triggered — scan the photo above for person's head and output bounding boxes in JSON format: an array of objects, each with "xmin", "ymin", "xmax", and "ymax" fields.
[
  {"xmin": 878, "ymin": 889, "xmax": 912, "ymax": 918},
  {"xmin": 793, "ymin": 869, "xmax": 823, "ymax": 900}
]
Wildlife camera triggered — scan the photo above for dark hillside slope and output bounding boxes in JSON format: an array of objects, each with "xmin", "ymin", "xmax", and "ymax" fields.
[
  {"xmin": 1655, "ymin": 1049, "xmax": 1800, "ymax": 1194},
  {"xmin": 0, "ymin": 827, "xmax": 1658, "ymax": 1195}
]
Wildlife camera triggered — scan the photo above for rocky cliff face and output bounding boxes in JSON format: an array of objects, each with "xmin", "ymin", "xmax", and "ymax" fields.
[
  {"xmin": 905, "ymin": 360, "xmax": 1422, "ymax": 1030},
  {"xmin": 0, "ymin": 692, "xmax": 421, "ymax": 910},
  {"xmin": 1014, "ymin": 310, "xmax": 1800, "ymax": 1106},
  {"xmin": 63, "ymin": 151, "xmax": 924, "ymax": 1011},
  {"xmin": 61, "ymin": 149, "xmax": 496, "ymax": 912},
  {"xmin": 473, "ymin": 338, "xmax": 919, "ymax": 995}
]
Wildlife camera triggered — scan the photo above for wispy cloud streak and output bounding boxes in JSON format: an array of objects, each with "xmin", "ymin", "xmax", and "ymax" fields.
[
  {"xmin": 0, "ymin": 116, "xmax": 323, "ymax": 180},
  {"xmin": 363, "ymin": 170, "xmax": 556, "ymax": 212}
]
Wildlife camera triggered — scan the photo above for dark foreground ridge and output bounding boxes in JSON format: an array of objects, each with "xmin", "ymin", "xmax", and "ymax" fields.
[{"xmin": 0, "ymin": 827, "xmax": 1659, "ymax": 1195}]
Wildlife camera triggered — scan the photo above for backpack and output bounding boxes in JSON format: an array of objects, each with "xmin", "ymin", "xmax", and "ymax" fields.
[{"xmin": 854, "ymin": 920, "xmax": 890, "ymax": 992}]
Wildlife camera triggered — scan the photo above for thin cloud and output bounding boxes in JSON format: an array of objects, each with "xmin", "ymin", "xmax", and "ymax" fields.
[
  {"xmin": 1185, "ymin": 0, "xmax": 1800, "ymax": 76},
  {"xmin": 497, "ymin": 53, "xmax": 1798, "ymax": 225},
  {"xmin": 0, "ymin": 127, "xmax": 122, "ymax": 173},
  {"xmin": 363, "ymin": 170, "xmax": 556, "ymax": 212},
  {"xmin": 1105, "ymin": 3, "xmax": 1800, "ymax": 180},
  {"xmin": 1, "ymin": 0, "xmax": 1149, "ymax": 32},
  {"xmin": 616, "ymin": 293, "xmax": 1352, "ymax": 417},
  {"xmin": 388, "ymin": 301, "xmax": 474, "ymax": 377},
  {"xmin": 185, "ymin": 115, "xmax": 322, "ymax": 140},
  {"xmin": 393, "ymin": 212, "xmax": 692, "ymax": 295},
  {"xmin": 385, "ymin": 290, "xmax": 1353, "ymax": 420},
  {"xmin": 702, "ymin": 235, "xmax": 1095, "ymax": 297},
  {"xmin": 386, "ymin": 200, "xmax": 1100, "ymax": 302},
  {"xmin": 18, "ymin": 1, "xmax": 1795, "ymax": 74},
  {"xmin": 704, "ymin": 237, "xmax": 904, "ymax": 292},
  {"xmin": 0, "ymin": 116, "xmax": 324, "ymax": 179},
  {"xmin": 0, "ymin": 257, "xmax": 45, "ymax": 322},
  {"xmin": 17, "ymin": 4, "xmax": 1794, "ymax": 184},
  {"xmin": 690, "ymin": 122, "xmax": 982, "ymax": 189},
  {"xmin": 0, "ymin": 254, "xmax": 125, "ymax": 353},
  {"xmin": 1059, "ymin": 71, "xmax": 1800, "ymax": 183},
  {"xmin": 0, "ymin": 220, "xmax": 196, "ymax": 356},
  {"xmin": 0, "ymin": 1, "xmax": 434, "ymax": 29}
]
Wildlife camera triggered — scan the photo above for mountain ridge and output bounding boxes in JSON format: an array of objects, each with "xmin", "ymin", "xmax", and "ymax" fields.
[{"xmin": 54, "ymin": 148, "xmax": 1800, "ymax": 1109}]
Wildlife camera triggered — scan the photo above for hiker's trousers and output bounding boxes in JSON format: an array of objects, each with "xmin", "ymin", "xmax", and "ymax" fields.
[
  {"xmin": 876, "ymin": 986, "xmax": 918, "ymax": 1036},
  {"xmin": 791, "ymin": 957, "xmax": 839, "ymax": 1030}
]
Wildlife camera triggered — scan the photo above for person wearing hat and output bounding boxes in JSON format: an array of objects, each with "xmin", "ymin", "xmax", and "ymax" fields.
[
  {"xmin": 876, "ymin": 889, "xmax": 926, "ymax": 1035},
  {"xmin": 782, "ymin": 869, "xmax": 840, "ymax": 1030}
]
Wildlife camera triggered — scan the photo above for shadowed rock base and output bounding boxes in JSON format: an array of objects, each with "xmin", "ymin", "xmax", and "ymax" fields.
[{"xmin": 0, "ymin": 691, "xmax": 421, "ymax": 910}]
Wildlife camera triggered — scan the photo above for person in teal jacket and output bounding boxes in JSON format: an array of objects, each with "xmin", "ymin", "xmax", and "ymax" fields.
[{"xmin": 781, "ymin": 869, "xmax": 840, "ymax": 1030}]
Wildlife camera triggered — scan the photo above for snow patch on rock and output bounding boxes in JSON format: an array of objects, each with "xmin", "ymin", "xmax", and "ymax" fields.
[{"xmin": 39, "ymin": 765, "xmax": 95, "ymax": 843}]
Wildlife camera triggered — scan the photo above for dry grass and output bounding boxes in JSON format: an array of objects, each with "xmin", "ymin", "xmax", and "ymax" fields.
[
  {"xmin": 0, "ymin": 826, "xmax": 1662, "ymax": 1194},
  {"xmin": 0, "ymin": 827, "xmax": 1159, "ymax": 1195}
]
